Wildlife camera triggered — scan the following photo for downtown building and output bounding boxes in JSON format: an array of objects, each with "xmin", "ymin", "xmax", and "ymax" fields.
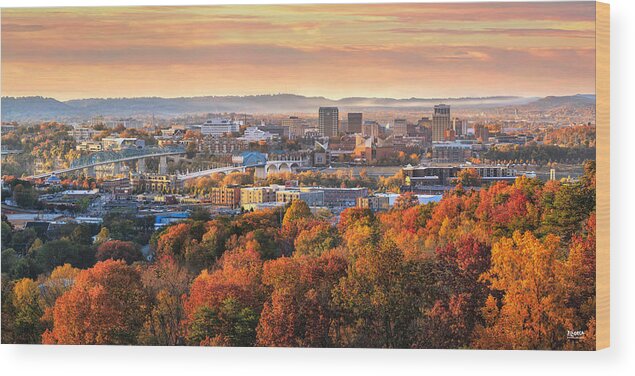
[
  {"xmin": 196, "ymin": 118, "xmax": 241, "ymax": 137},
  {"xmin": 347, "ymin": 113, "xmax": 363, "ymax": 134},
  {"xmin": 432, "ymin": 104, "xmax": 451, "ymax": 142},
  {"xmin": 393, "ymin": 118, "xmax": 408, "ymax": 137},
  {"xmin": 318, "ymin": 107, "xmax": 339, "ymax": 138},
  {"xmin": 281, "ymin": 116, "xmax": 305, "ymax": 139}
]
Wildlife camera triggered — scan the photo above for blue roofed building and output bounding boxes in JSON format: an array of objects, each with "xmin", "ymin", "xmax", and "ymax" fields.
[
  {"xmin": 232, "ymin": 151, "xmax": 267, "ymax": 167},
  {"xmin": 154, "ymin": 211, "xmax": 190, "ymax": 230}
]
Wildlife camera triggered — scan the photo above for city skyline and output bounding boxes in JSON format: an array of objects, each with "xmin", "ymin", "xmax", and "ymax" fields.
[{"xmin": 2, "ymin": 2, "xmax": 596, "ymax": 100}]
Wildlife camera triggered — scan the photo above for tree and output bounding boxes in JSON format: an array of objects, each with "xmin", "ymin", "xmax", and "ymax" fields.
[
  {"xmin": 33, "ymin": 239, "xmax": 94, "ymax": 274},
  {"xmin": 69, "ymin": 224, "xmax": 95, "ymax": 245},
  {"xmin": 94, "ymin": 227, "xmax": 110, "ymax": 245},
  {"xmin": 38, "ymin": 264, "xmax": 81, "ymax": 309},
  {"xmin": 2, "ymin": 220, "xmax": 13, "ymax": 245},
  {"xmin": 96, "ymin": 240, "xmax": 144, "ymax": 264},
  {"xmin": 187, "ymin": 298, "xmax": 258, "ymax": 346},
  {"xmin": 294, "ymin": 222, "xmax": 339, "ymax": 257},
  {"xmin": 473, "ymin": 231, "xmax": 573, "ymax": 350},
  {"xmin": 456, "ymin": 168, "xmax": 482, "ymax": 187},
  {"xmin": 139, "ymin": 258, "xmax": 191, "ymax": 346},
  {"xmin": 393, "ymin": 192, "xmax": 419, "ymax": 211},
  {"xmin": 282, "ymin": 200, "xmax": 312, "ymax": 227},
  {"xmin": 541, "ymin": 181, "xmax": 595, "ymax": 241},
  {"xmin": 190, "ymin": 207, "xmax": 211, "ymax": 222},
  {"xmin": 8, "ymin": 228, "xmax": 37, "ymax": 253},
  {"xmin": 184, "ymin": 249, "xmax": 265, "ymax": 346},
  {"xmin": 12, "ymin": 183, "xmax": 38, "ymax": 208},
  {"xmin": 186, "ymin": 141, "xmax": 198, "ymax": 158},
  {"xmin": 154, "ymin": 221, "xmax": 206, "ymax": 264},
  {"xmin": 256, "ymin": 251, "xmax": 348, "ymax": 347},
  {"xmin": 43, "ymin": 260, "xmax": 149, "ymax": 345},
  {"xmin": 331, "ymin": 238, "xmax": 429, "ymax": 348},
  {"xmin": 11, "ymin": 278, "xmax": 44, "ymax": 343},
  {"xmin": 436, "ymin": 234, "xmax": 490, "ymax": 277}
]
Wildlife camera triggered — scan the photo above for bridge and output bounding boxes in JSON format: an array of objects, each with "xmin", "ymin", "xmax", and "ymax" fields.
[
  {"xmin": 177, "ymin": 158, "xmax": 308, "ymax": 181},
  {"xmin": 26, "ymin": 146, "xmax": 186, "ymax": 179},
  {"xmin": 178, "ymin": 164, "xmax": 258, "ymax": 181}
]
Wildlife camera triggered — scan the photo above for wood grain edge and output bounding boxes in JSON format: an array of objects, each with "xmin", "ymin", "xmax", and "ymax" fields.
[{"xmin": 595, "ymin": 1, "xmax": 610, "ymax": 351}]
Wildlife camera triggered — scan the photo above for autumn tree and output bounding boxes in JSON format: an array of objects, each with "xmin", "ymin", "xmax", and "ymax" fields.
[
  {"xmin": 456, "ymin": 168, "xmax": 482, "ymax": 187},
  {"xmin": 294, "ymin": 221, "xmax": 339, "ymax": 257},
  {"xmin": 561, "ymin": 214, "xmax": 597, "ymax": 350},
  {"xmin": 94, "ymin": 227, "xmax": 110, "ymax": 245},
  {"xmin": 184, "ymin": 248, "xmax": 264, "ymax": 346},
  {"xmin": 282, "ymin": 199, "xmax": 312, "ymax": 227},
  {"xmin": 139, "ymin": 257, "xmax": 191, "ymax": 345},
  {"xmin": 10, "ymin": 278, "xmax": 44, "ymax": 343},
  {"xmin": 393, "ymin": 191, "xmax": 420, "ymax": 211},
  {"xmin": 43, "ymin": 260, "xmax": 149, "ymax": 345},
  {"xmin": 154, "ymin": 221, "xmax": 207, "ymax": 267},
  {"xmin": 332, "ymin": 238, "xmax": 430, "ymax": 348},
  {"xmin": 256, "ymin": 251, "xmax": 348, "ymax": 347},
  {"xmin": 436, "ymin": 234, "xmax": 490, "ymax": 277},
  {"xmin": 473, "ymin": 231, "xmax": 573, "ymax": 350},
  {"xmin": 38, "ymin": 264, "xmax": 81, "ymax": 309},
  {"xmin": 225, "ymin": 228, "xmax": 280, "ymax": 261}
]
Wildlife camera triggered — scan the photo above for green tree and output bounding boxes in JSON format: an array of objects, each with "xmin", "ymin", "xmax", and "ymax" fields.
[
  {"xmin": 187, "ymin": 298, "xmax": 258, "ymax": 346},
  {"xmin": 12, "ymin": 183, "xmax": 38, "ymax": 208},
  {"xmin": 33, "ymin": 239, "xmax": 94, "ymax": 274},
  {"xmin": 11, "ymin": 278, "xmax": 44, "ymax": 343}
]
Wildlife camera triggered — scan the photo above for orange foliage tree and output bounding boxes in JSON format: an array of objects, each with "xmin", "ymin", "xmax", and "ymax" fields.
[
  {"xmin": 256, "ymin": 251, "xmax": 348, "ymax": 347},
  {"xmin": 42, "ymin": 260, "xmax": 149, "ymax": 345}
]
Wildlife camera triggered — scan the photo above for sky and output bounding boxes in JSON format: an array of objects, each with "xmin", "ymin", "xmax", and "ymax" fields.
[{"xmin": 1, "ymin": 2, "xmax": 597, "ymax": 100}]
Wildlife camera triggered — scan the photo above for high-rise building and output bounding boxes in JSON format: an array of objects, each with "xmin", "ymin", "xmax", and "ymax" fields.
[
  {"xmin": 347, "ymin": 113, "xmax": 363, "ymax": 134},
  {"xmin": 452, "ymin": 118, "xmax": 467, "ymax": 137},
  {"xmin": 318, "ymin": 107, "xmax": 339, "ymax": 138},
  {"xmin": 432, "ymin": 104, "xmax": 451, "ymax": 142},
  {"xmin": 393, "ymin": 118, "xmax": 407, "ymax": 137}
]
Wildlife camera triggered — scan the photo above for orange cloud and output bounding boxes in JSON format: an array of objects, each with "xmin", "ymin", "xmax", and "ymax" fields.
[{"xmin": 1, "ymin": 3, "xmax": 596, "ymax": 100}]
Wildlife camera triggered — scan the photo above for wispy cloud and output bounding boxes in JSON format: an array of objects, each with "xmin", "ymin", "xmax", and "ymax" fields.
[{"xmin": 1, "ymin": 3, "xmax": 596, "ymax": 100}]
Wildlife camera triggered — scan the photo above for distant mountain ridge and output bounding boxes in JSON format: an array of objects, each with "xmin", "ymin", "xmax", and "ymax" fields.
[
  {"xmin": 0, "ymin": 93, "xmax": 595, "ymax": 122},
  {"xmin": 524, "ymin": 94, "xmax": 596, "ymax": 110}
]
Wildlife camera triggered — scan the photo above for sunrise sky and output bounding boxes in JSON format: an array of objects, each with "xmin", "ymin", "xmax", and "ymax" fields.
[{"xmin": 1, "ymin": 2, "xmax": 597, "ymax": 100}]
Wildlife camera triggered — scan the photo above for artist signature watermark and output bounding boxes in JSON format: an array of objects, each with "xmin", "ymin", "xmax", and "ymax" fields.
[{"xmin": 567, "ymin": 330, "xmax": 586, "ymax": 341}]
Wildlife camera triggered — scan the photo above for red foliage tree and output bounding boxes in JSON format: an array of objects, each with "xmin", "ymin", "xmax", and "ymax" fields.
[{"xmin": 256, "ymin": 251, "xmax": 348, "ymax": 347}]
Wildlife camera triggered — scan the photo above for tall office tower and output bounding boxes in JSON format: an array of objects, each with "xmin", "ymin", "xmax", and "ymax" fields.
[
  {"xmin": 432, "ymin": 104, "xmax": 451, "ymax": 142},
  {"xmin": 347, "ymin": 113, "xmax": 363, "ymax": 134},
  {"xmin": 393, "ymin": 118, "xmax": 407, "ymax": 136},
  {"xmin": 318, "ymin": 107, "xmax": 339, "ymax": 137}
]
